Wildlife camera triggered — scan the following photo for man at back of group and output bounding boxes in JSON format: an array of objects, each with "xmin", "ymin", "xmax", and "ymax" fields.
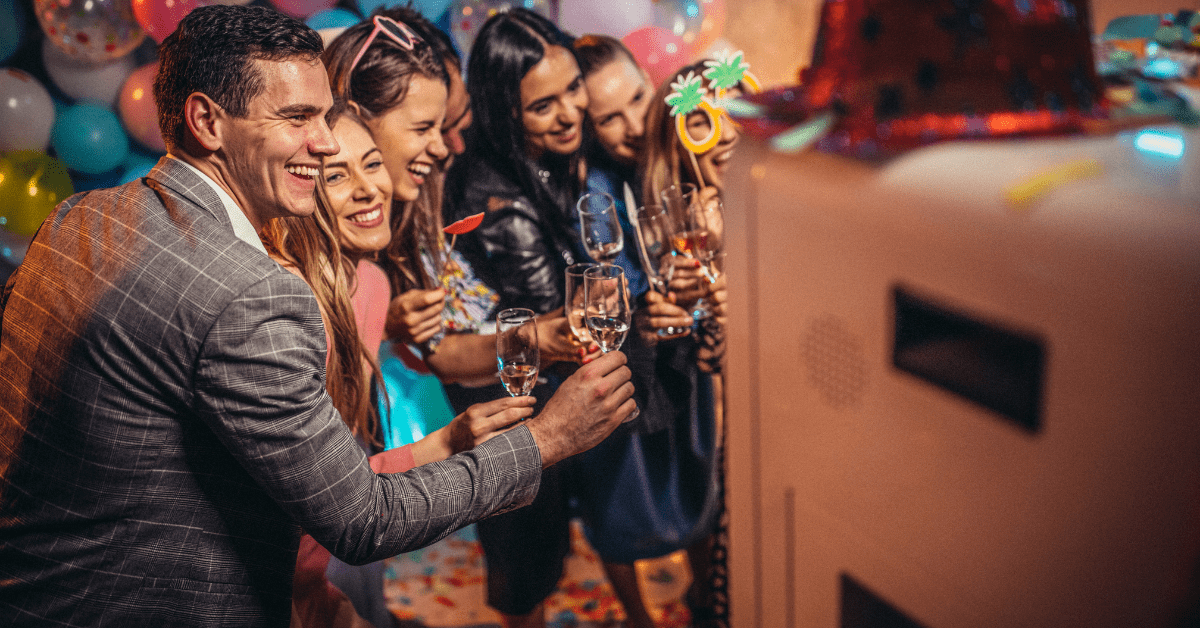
[{"xmin": 0, "ymin": 5, "xmax": 634, "ymax": 627}]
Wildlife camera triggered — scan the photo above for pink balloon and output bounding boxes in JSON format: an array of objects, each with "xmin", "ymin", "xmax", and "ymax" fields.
[
  {"xmin": 268, "ymin": 0, "xmax": 335, "ymax": 20},
  {"xmin": 118, "ymin": 61, "xmax": 166, "ymax": 154},
  {"xmin": 132, "ymin": 0, "xmax": 207, "ymax": 44},
  {"xmin": 558, "ymin": 0, "xmax": 652, "ymax": 39},
  {"xmin": 622, "ymin": 26, "xmax": 693, "ymax": 89}
]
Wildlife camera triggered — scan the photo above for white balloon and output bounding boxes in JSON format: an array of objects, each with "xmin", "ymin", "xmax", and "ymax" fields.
[
  {"xmin": 42, "ymin": 38, "xmax": 136, "ymax": 107},
  {"xmin": 0, "ymin": 68, "xmax": 56, "ymax": 152},
  {"xmin": 557, "ymin": 0, "xmax": 652, "ymax": 39},
  {"xmin": 317, "ymin": 26, "xmax": 348, "ymax": 48}
]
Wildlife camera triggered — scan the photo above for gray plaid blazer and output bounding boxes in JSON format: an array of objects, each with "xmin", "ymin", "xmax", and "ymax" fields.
[{"xmin": 0, "ymin": 157, "xmax": 541, "ymax": 627}]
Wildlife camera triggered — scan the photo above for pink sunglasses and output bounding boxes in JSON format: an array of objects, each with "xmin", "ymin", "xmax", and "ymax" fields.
[{"xmin": 348, "ymin": 15, "xmax": 422, "ymax": 76}]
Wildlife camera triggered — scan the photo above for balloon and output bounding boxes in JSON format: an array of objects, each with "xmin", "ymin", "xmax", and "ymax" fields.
[
  {"xmin": 51, "ymin": 103, "xmax": 130, "ymax": 175},
  {"xmin": 558, "ymin": 0, "xmax": 651, "ymax": 39},
  {"xmin": 117, "ymin": 61, "xmax": 165, "ymax": 153},
  {"xmin": 42, "ymin": 38, "xmax": 136, "ymax": 106},
  {"xmin": 132, "ymin": 0, "xmax": 207, "ymax": 44},
  {"xmin": 652, "ymin": 0, "xmax": 724, "ymax": 53},
  {"xmin": 306, "ymin": 8, "xmax": 360, "ymax": 31},
  {"xmin": 269, "ymin": 0, "xmax": 336, "ymax": 20},
  {"xmin": 622, "ymin": 26, "xmax": 692, "ymax": 88},
  {"xmin": 119, "ymin": 149, "xmax": 158, "ymax": 184},
  {"xmin": 356, "ymin": 0, "xmax": 453, "ymax": 22},
  {"xmin": 0, "ymin": 68, "xmax": 56, "ymax": 153},
  {"xmin": 0, "ymin": 150, "xmax": 74, "ymax": 237},
  {"xmin": 449, "ymin": 0, "xmax": 557, "ymax": 57},
  {"xmin": 35, "ymin": 0, "xmax": 145, "ymax": 63},
  {"xmin": 0, "ymin": 0, "xmax": 25, "ymax": 64},
  {"xmin": 0, "ymin": 222, "xmax": 33, "ymax": 268},
  {"xmin": 317, "ymin": 27, "xmax": 349, "ymax": 47}
]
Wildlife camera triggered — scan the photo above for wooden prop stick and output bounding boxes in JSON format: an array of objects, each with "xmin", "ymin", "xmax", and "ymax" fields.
[{"xmin": 687, "ymin": 150, "xmax": 707, "ymax": 189}]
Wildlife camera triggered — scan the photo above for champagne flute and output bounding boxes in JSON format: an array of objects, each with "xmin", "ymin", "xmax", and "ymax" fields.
[
  {"xmin": 496, "ymin": 308, "xmax": 539, "ymax": 397},
  {"xmin": 565, "ymin": 262, "xmax": 599, "ymax": 344},
  {"xmin": 583, "ymin": 265, "xmax": 631, "ymax": 353},
  {"xmin": 633, "ymin": 204, "xmax": 688, "ymax": 337},
  {"xmin": 659, "ymin": 183, "xmax": 703, "ymax": 259},
  {"xmin": 583, "ymin": 265, "xmax": 639, "ymax": 420},
  {"xmin": 577, "ymin": 192, "xmax": 624, "ymax": 264},
  {"xmin": 660, "ymin": 183, "xmax": 712, "ymax": 319}
]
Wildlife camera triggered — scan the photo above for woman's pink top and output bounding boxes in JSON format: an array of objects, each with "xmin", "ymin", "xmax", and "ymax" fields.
[{"xmin": 351, "ymin": 260, "xmax": 390, "ymax": 359}]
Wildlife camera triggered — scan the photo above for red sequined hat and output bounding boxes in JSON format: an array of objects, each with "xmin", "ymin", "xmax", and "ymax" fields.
[{"xmin": 733, "ymin": 0, "xmax": 1110, "ymax": 157}]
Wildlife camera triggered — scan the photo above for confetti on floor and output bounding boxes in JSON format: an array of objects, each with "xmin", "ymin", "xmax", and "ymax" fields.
[{"xmin": 385, "ymin": 520, "xmax": 693, "ymax": 628}]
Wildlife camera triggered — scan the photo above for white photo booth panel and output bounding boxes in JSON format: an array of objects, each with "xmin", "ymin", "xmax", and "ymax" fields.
[{"xmin": 722, "ymin": 125, "xmax": 1200, "ymax": 628}]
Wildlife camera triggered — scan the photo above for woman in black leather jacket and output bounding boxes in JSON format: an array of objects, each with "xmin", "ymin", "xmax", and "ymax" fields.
[
  {"xmin": 442, "ymin": 9, "xmax": 593, "ymax": 627},
  {"xmin": 444, "ymin": 14, "xmax": 588, "ymax": 315}
]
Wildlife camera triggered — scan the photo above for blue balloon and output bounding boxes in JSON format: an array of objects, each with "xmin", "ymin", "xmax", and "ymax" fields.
[
  {"xmin": 0, "ymin": 0, "xmax": 24, "ymax": 64},
  {"xmin": 119, "ymin": 150, "xmax": 159, "ymax": 184},
  {"xmin": 306, "ymin": 7, "xmax": 361, "ymax": 30},
  {"xmin": 357, "ymin": 0, "xmax": 449, "ymax": 21},
  {"xmin": 51, "ymin": 103, "xmax": 130, "ymax": 175},
  {"xmin": 413, "ymin": 0, "xmax": 453, "ymax": 20}
]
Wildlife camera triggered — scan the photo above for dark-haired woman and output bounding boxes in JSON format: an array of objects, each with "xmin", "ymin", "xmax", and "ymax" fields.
[{"xmin": 441, "ymin": 9, "xmax": 600, "ymax": 627}]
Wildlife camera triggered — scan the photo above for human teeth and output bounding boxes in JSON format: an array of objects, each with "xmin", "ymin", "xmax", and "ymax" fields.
[
  {"xmin": 408, "ymin": 163, "xmax": 431, "ymax": 176},
  {"xmin": 286, "ymin": 165, "xmax": 318, "ymax": 178},
  {"xmin": 350, "ymin": 208, "xmax": 382, "ymax": 223}
]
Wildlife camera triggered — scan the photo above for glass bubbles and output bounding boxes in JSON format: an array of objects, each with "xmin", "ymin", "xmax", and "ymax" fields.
[{"xmin": 35, "ymin": 0, "xmax": 145, "ymax": 63}]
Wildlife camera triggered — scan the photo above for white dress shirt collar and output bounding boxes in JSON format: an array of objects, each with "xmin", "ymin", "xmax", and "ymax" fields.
[{"xmin": 174, "ymin": 158, "xmax": 268, "ymax": 256}]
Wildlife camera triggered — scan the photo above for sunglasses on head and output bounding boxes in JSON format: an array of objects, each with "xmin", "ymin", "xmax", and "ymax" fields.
[{"xmin": 348, "ymin": 15, "xmax": 422, "ymax": 76}]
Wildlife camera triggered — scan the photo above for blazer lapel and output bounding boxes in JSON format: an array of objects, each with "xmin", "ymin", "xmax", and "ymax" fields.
[{"xmin": 146, "ymin": 156, "xmax": 234, "ymax": 231}]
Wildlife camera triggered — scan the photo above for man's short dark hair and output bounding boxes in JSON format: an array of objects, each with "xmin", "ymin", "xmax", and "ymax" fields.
[{"xmin": 154, "ymin": 4, "xmax": 324, "ymax": 153}]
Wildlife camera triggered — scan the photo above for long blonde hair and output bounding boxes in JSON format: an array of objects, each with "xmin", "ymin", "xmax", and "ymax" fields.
[{"xmin": 261, "ymin": 106, "xmax": 383, "ymax": 447}]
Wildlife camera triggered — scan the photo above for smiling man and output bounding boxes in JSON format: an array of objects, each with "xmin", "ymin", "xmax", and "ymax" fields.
[{"xmin": 0, "ymin": 5, "xmax": 635, "ymax": 627}]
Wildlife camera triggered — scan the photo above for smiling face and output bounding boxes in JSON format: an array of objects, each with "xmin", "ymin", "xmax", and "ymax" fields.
[
  {"xmin": 680, "ymin": 88, "xmax": 742, "ymax": 191},
  {"xmin": 520, "ymin": 45, "xmax": 589, "ymax": 159},
  {"xmin": 219, "ymin": 57, "xmax": 339, "ymax": 226},
  {"xmin": 323, "ymin": 117, "xmax": 394, "ymax": 256},
  {"xmin": 362, "ymin": 74, "xmax": 449, "ymax": 202},
  {"xmin": 584, "ymin": 55, "xmax": 651, "ymax": 165}
]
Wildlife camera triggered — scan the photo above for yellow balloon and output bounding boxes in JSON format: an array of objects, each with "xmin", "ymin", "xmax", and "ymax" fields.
[{"xmin": 0, "ymin": 150, "xmax": 74, "ymax": 237}]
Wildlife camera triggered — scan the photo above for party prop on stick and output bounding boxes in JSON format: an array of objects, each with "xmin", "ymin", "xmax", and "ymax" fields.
[
  {"xmin": 664, "ymin": 49, "xmax": 759, "ymax": 188},
  {"xmin": 440, "ymin": 211, "xmax": 484, "ymax": 278}
]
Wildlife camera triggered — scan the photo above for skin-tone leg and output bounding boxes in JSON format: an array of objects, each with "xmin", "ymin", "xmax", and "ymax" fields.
[
  {"xmin": 602, "ymin": 561, "xmax": 657, "ymax": 628},
  {"xmin": 500, "ymin": 605, "xmax": 545, "ymax": 628}
]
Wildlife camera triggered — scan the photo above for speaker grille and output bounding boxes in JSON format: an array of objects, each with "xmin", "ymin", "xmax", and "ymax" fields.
[{"xmin": 801, "ymin": 315, "xmax": 868, "ymax": 409}]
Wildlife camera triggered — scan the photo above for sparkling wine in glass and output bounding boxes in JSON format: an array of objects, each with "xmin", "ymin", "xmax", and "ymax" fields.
[
  {"xmin": 660, "ymin": 183, "xmax": 713, "ymax": 319},
  {"xmin": 496, "ymin": 308, "xmax": 539, "ymax": 397},
  {"xmin": 583, "ymin": 265, "xmax": 638, "ymax": 420},
  {"xmin": 583, "ymin": 265, "xmax": 631, "ymax": 353},
  {"xmin": 565, "ymin": 262, "xmax": 598, "ymax": 344},
  {"xmin": 577, "ymin": 192, "xmax": 624, "ymax": 264},
  {"xmin": 633, "ymin": 204, "xmax": 688, "ymax": 337}
]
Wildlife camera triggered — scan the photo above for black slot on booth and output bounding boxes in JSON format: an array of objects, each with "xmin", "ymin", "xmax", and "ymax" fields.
[
  {"xmin": 840, "ymin": 573, "xmax": 929, "ymax": 628},
  {"xmin": 892, "ymin": 285, "xmax": 1045, "ymax": 433}
]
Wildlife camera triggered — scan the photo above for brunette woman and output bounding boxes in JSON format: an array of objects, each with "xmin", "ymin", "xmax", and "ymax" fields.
[
  {"xmin": 323, "ymin": 11, "xmax": 582, "ymax": 419},
  {"xmin": 441, "ymin": 10, "xmax": 597, "ymax": 627}
]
